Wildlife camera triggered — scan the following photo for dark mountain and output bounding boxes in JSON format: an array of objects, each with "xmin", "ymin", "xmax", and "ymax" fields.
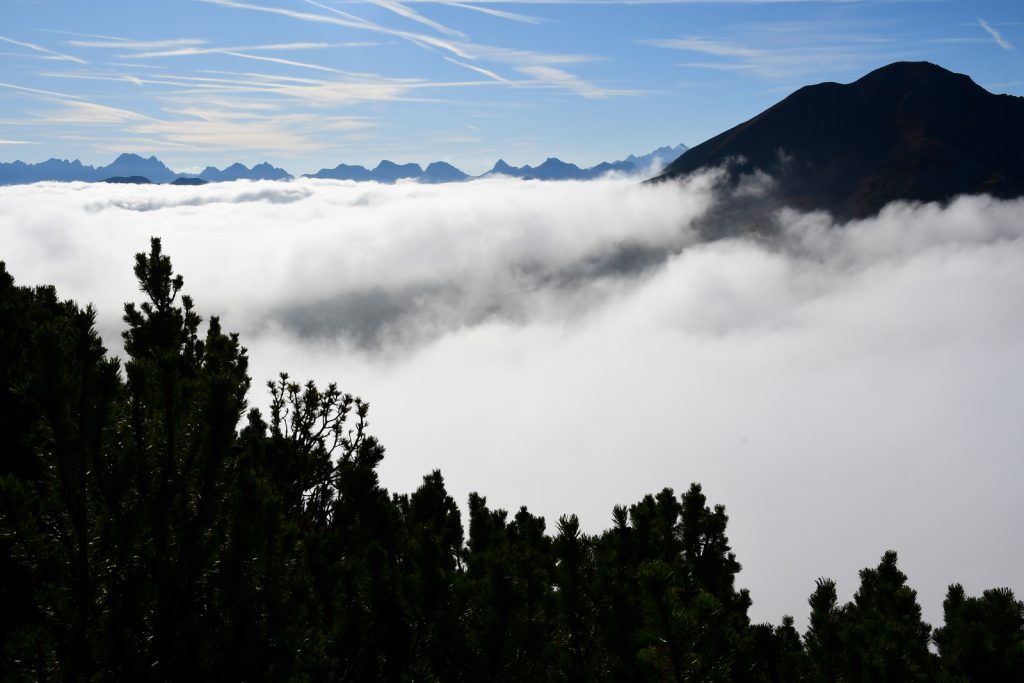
[
  {"xmin": 171, "ymin": 177, "xmax": 207, "ymax": 186},
  {"xmin": 657, "ymin": 62, "xmax": 1024, "ymax": 219},
  {"xmin": 100, "ymin": 154, "xmax": 178, "ymax": 184},
  {"xmin": 198, "ymin": 161, "xmax": 292, "ymax": 182},
  {"xmin": 420, "ymin": 161, "xmax": 469, "ymax": 183},
  {"xmin": 103, "ymin": 176, "xmax": 151, "ymax": 184}
]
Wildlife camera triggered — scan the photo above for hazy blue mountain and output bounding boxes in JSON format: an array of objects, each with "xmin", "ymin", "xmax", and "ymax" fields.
[
  {"xmin": 624, "ymin": 144, "xmax": 688, "ymax": 172},
  {"xmin": 100, "ymin": 154, "xmax": 177, "ymax": 184},
  {"xmin": 0, "ymin": 154, "xmax": 177, "ymax": 185},
  {"xmin": 305, "ymin": 161, "xmax": 424, "ymax": 183},
  {"xmin": 657, "ymin": 61, "xmax": 1024, "ymax": 219},
  {"xmin": 306, "ymin": 163, "xmax": 375, "ymax": 181},
  {"xmin": 0, "ymin": 143, "xmax": 689, "ymax": 186},
  {"xmin": 583, "ymin": 160, "xmax": 637, "ymax": 178},
  {"xmin": 198, "ymin": 161, "xmax": 291, "ymax": 182},
  {"xmin": 372, "ymin": 160, "xmax": 424, "ymax": 183},
  {"xmin": 420, "ymin": 161, "xmax": 469, "ymax": 183},
  {"xmin": 482, "ymin": 160, "xmax": 561, "ymax": 179},
  {"xmin": 0, "ymin": 158, "xmax": 100, "ymax": 184},
  {"xmin": 526, "ymin": 158, "xmax": 588, "ymax": 180},
  {"xmin": 481, "ymin": 147, "xmax": 687, "ymax": 181},
  {"xmin": 483, "ymin": 159, "xmax": 527, "ymax": 178}
]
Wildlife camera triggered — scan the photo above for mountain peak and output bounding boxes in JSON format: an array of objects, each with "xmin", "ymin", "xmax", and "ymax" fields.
[
  {"xmin": 113, "ymin": 153, "xmax": 145, "ymax": 163},
  {"xmin": 659, "ymin": 61, "xmax": 1024, "ymax": 220}
]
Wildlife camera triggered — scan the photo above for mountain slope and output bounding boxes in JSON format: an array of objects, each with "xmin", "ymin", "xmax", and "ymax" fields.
[
  {"xmin": 100, "ymin": 154, "xmax": 178, "ymax": 184},
  {"xmin": 657, "ymin": 62, "xmax": 1024, "ymax": 219},
  {"xmin": 198, "ymin": 162, "xmax": 292, "ymax": 182}
]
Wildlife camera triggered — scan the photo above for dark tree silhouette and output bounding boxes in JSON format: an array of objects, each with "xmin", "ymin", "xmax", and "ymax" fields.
[{"xmin": 1, "ymin": 241, "xmax": 1021, "ymax": 681}]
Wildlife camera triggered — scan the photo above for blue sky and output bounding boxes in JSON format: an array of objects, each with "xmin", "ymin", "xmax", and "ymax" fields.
[{"xmin": 1, "ymin": 0, "xmax": 1021, "ymax": 174}]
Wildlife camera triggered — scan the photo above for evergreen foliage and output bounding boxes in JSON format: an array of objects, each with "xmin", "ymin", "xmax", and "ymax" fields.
[{"xmin": 1, "ymin": 240, "xmax": 1021, "ymax": 680}]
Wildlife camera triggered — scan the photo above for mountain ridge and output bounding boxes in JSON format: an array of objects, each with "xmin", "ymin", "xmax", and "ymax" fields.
[
  {"xmin": 0, "ymin": 144, "xmax": 687, "ymax": 186},
  {"xmin": 656, "ymin": 61, "xmax": 1024, "ymax": 219}
]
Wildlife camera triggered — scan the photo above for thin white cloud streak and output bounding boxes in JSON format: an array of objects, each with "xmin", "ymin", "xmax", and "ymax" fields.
[
  {"xmin": 447, "ymin": 2, "xmax": 544, "ymax": 24},
  {"xmin": 69, "ymin": 38, "xmax": 206, "ymax": 50},
  {"xmin": 124, "ymin": 42, "xmax": 347, "ymax": 59},
  {"xmin": 359, "ymin": 0, "xmax": 467, "ymax": 38},
  {"xmin": 978, "ymin": 18, "xmax": 1014, "ymax": 51},
  {"xmin": 4, "ymin": 70, "xmax": 379, "ymax": 153},
  {"xmin": 1, "ymin": 178, "xmax": 1021, "ymax": 635},
  {"xmin": 643, "ymin": 35, "xmax": 893, "ymax": 79},
  {"xmin": 643, "ymin": 36, "xmax": 764, "ymax": 58},
  {"xmin": 445, "ymin": 56, "xmax": 509, "ymax": 82},
  {"xmin": 0, "ymin": 35, "xmax": 86, "ymax": 64},
  {"xmin": 517, "ymin": 65, "xmax": 641, "ymax": 98},
  {"xmin": 200, "ymin": 0, "xmax": 473, "ymax": 58},
  {"xmin": 0, "ymin": 81, "xmax": 86, "ymax": 98},
  {"xmin": 0, "ymin": 79, "xmax": 154, "ymax": 125},
  {"xmin": 199, "ymin": 0, "xmax": 622, "ymax": 100},
  {"xmin": 0, "ymin": 139, "xmax": 35, "ymax": 144},
  {"xmin": 43, "ymin": 100, "xmax": 151, "ymax": 124}
]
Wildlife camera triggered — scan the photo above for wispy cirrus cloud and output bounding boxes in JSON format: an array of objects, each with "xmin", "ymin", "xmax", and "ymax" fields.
[
  {"xmin": 643, "ymin": 37, "xmax": 763, "ymax": 58},
  {"xmin": 200, "ymin": 0, "xmax": 472, "ymax": 58},
  {"xmin": 69, "ymin": 38, "xmax": 206, "ymax": 50},
  {"xmin": 0, "ymin": 35, "xmax": 86, "ymax": 64},
  {"xmin": 132, "ymin": 110, "xmax": 372, "ymax": 153},
  {"xmin": 127, "ymin": 42, "xmax": 362, "ymax": 59},
  {"xmin": 0, "ymin": 139, "xmax": 36, "ymax": 145},
  {"xmin": 42, "ymin": 99, "xmax": 152, "ymax": 124},
  {"xmin": 446, "ymin": 2, "xmax": 544, "ymax": 25},
  {"xmin": 517, "ymin": 65, "xmax": 642, "ymax": 98},
  {"xmin": 978, "ymin": 18, "xmax": 1014, "ymax": 51},
  {"xmin": 642, "ymin": 33, "xmax": 895, "ymax": 79},
  {"xmin": 444, "ymin": 56, "xmax": 509, "ymax": 82},
  {"xmin": 199, "ymin": 0, "xmax": 628, "ymax": 99},
  {"xmin": 360, "ymin": 0, "xmax": 467, "ymax": 38}
]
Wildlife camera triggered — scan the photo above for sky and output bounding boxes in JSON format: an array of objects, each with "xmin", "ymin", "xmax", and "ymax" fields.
[
  {"xmin": 0, "ymin": 0, "xmax": 1022, "ymax": 174},
  {"xmin": 2, "ymin": 175, "xmax": 1023, "ymax": 630}
]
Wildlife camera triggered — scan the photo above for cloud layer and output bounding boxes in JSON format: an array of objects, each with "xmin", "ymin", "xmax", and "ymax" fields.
[{"xmin": 2, "ymin": 176, "xmax": 1022, "ymax": 630}]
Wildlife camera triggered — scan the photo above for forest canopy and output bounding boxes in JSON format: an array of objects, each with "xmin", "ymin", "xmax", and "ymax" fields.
[{"xmin": 1, "ymin": 239, "xmax": 1021, "ymax": 681}]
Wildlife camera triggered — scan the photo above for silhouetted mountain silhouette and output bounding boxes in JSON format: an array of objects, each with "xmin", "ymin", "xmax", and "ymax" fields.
[
  {"xmin": 421, "ymin": 161, "xmax": 469, "ymax": 183},
  {"xmin": 103, "ymin": 175, "xmax": 152, "ymax": 184},
  {"xmin": 625, "ymin": 144, "xmax": 688, "ymax": 170},
  {"xmin": 658, "ymin": 62, "xmax": 1024, "ymax": 219},
  {"xmin": 372, "ymin": 160, "xmax": 423, "ymax": 182},
  {"xmin": 307, "ymin": 163, "xmax": 375, "ymax": 181},
  {"xmin": 102, "ymin": 154, "xmax": 177, "ymax": 184},
  {"xmin": 198, "ymin": 161, "xmax": 291, "ymax": 182},
  {"xmin": 1, "ymin": 143, "xmax": 687, "ymax": 186}
]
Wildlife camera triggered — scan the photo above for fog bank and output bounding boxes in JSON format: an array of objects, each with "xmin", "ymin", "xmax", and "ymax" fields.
[{"xmin": 2, "ymin": 176, "xmax": 1022, "ymax": 630}]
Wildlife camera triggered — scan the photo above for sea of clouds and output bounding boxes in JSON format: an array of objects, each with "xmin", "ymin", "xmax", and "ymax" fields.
[{"xmin": 2, "ymin": 174, "xmax": 1023, "ymax": 629}]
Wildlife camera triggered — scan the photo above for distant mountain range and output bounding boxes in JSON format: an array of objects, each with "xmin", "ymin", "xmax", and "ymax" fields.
[
  {"xmin": 303, "ymin": 144, "xmax": 687, "ymax": 182},
  {"xmin": 0, "ymin": 154, "xmax": 293, "ymax": 186},
  {"xmin": 0, "ymin": 144, "xmax": 687, "ymax": 187},
  {"xmin": 657, "ymin": 61, "xmax": 1024, "ymax": 219}
]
